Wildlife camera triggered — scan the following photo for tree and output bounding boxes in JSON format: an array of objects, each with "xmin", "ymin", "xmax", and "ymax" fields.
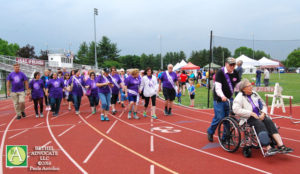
[
  {"xmin": 233, "ymin": 46, "xmax": 254, "ymax": 58},
  {"xmin": 103, "ymin": 60, "xmax": 122, "ymax": 68},
  {"xmin": 17, "ymin": 44, "xmax": 36, "ymax": 58},
  {"xmin": 97, "ymin": 36, "xmax": 121, "ymax": 63},
  {"xmin": 38, "ymin": 50, "xmax": 48, "ymax": 60},
  {"xmin": 75, "ymin": 42, "xmax": 90, "ymax": 65},
  {"xmin": 254, "ymin": 50, "xmax": 271, "ymax": 60},
  {"xmin": 119, "ymin": 55, "xmax": 140, "ymax": 69},
  {"xmin": 0, "ymin": 38, "xmax": 19, "ymax": 56},
  {"xmin": 213, "ymin": 46, "xmax": 231, "ymax": 66},
  {"xmin": 163, "ymin": 51, "xmax": 186, "ymax": 69},
  {"xmin": 285, "ymin": 48, "xmax": 300, "ymax": 68},
  {"xmin": 188, "ymin": 49, "xmax": 210, "ymax": 67}
]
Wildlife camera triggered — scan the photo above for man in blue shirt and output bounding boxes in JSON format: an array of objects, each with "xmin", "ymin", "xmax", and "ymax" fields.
[{"xmin": 256, "ymin": 68, "xmax": 262, "ymax": 87}]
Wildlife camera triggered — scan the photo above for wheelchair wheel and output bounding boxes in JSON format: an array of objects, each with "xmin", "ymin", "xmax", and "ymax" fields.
[
  {"xmin": 249, "ymin": 128, "xmax": 260, "ymax": 149},
  {"xmin": 217, "ymin": 117, "xmax": 241, "ymax": 152},
  {"xmin": 243, "ymin": 146, "xmax": 252, "ymax": 158}
]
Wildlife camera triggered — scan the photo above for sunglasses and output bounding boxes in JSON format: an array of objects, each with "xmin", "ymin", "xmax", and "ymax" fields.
[{"xmin": 229, "ymin": 64, "xmax": 236, "ymax": 67}]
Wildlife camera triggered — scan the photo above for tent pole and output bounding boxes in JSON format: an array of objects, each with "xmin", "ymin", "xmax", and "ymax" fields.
[{"xmin": 207, "ymin": 30, "xmax": 213, "ymax": 108}]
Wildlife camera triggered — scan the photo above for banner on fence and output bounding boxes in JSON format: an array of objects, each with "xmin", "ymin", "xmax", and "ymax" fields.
[{"xmin": 16, "ymin": 57, "xmax": 45, "ymax": 66}]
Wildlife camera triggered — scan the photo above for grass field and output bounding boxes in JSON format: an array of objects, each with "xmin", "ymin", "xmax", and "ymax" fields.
[{"xmin": 160, "ymin": 73, "xmax": 300, "ymax": 109}]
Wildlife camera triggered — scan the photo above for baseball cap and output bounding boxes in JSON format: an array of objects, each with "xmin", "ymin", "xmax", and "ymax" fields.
[{"xmin": 226, "ymin": 57, "xmax": 236, "ymax": 64}]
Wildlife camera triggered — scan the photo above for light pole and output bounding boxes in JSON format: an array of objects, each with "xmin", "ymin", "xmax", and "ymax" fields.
[
  {"xmin": 94, "ymin": 8, "xmax": 98, "ymax": 69},
  {"xmin": 159, "ymin": 35, "xmax": 162, "ymax": 70}
]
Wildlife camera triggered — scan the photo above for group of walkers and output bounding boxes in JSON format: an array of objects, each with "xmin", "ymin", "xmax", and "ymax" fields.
[{"xmin": 6, "ymin": 63, "xmax": 182, "ymax": 121}]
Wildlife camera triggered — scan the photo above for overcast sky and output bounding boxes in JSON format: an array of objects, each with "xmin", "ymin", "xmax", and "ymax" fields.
[{"xmin": 1, "ymin": 0, "xmax": 300, "ymax": 59}]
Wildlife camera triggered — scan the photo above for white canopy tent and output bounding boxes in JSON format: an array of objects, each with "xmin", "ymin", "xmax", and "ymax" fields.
[
  {"xmin": 173, "ymin": 59, "xmax": 187, "ymax": 71},
  {"xmin": 236, "ymin": 55, "xmax": 260, "ymax": 74},
  {"xmin": 258, "ymin": 57, "xmax": 279, "ymax": 67}
]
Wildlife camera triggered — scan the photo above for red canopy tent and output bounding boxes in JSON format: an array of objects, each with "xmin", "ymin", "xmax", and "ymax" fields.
[{"xmin": 180, "ymin": 62, "xmax": 200, "ymax": 70}]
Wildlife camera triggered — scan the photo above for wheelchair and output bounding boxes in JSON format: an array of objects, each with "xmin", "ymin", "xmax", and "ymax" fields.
[
  {"xmin": 216, "ymin": 100, "xmax": 269, "ymax": 158},
  {"xmin": 217, "ymin": 116, "xmax": 262, "ymax": 158}
]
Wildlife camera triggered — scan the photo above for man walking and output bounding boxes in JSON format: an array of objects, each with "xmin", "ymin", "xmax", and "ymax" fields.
[
  {"xmin": 6, "ymin": 64, "xmax": 29, "ymax": 120},
  {"xmin": 207, "ymin": 58, "xmax": 240, "ymax": 142}
]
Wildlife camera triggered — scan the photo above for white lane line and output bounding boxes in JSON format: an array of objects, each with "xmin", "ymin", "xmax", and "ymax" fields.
[
  {"xmin": 78, "ymin": 121, "xmax": 82, "ymax": 124},
  {"xmin": 8, "ymin": 129, "xmax": 29, "ymax": 139},
  {"xmin": 150, "ymin": 165, "xmax": 155, "ymax": 174},
  {"xmin": 85, "ymin": 113, "xmax": 93, "ymax": 119},
  {"xmin": 58, "ymin": 125, "xmax": 76, "ymax": 137},
  {"xmin": 150, "ymin": 135, "xmax": 154, "ymax": 152},
  {"xmin": 106, "ymin": 120, "xmax": 118, "ymax": 134},
  {"xmin": 286, "ymin": 153, "xmax": 300, "ymax": 159},
  {"xmin": 41, "ymin": 141, "xmax": 52, "ymax": 148},
  {"xmin": 110, "ymin": 114, "xmax": 272, "ymax": 174},
  {"xmin": 46, "ymin": 111, "xmax": 88, "ymax": 174},
  {"xmin": 281, "ymin": 137, "xmax": 300, "ymax": 143},
  {"xmin": 34, "ymin": 122, "xmax": 44, "ymax": 127},
  {"xmin": 0, "ymin": 104, "xmax": 33, "ymax": 174},
  {"xmin": 0, "ymin": 123, "xmax": 6, "ymax": 127},
  {"xmin": 51, "ymin": 111, "xmax": 70, "ymax": 120},
  {"xmin": 83, "ymin": 139, "xmax": 104, "ymax": 164}
]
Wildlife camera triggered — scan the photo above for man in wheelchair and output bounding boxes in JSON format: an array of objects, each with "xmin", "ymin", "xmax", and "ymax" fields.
[{"xmin": 232, "ymin": 79, "xmax": 293, "ymax": 156}]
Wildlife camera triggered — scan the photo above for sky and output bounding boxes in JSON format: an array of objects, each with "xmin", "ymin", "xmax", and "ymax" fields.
[{"xmin": 1, "ymin": 0, "xmax": 300, "ymax": 60}]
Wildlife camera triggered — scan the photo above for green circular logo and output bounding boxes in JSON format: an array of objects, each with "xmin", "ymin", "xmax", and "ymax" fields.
[{"xmin": 7, "ymin": 146, "xmax": 26, "ymax": 165}]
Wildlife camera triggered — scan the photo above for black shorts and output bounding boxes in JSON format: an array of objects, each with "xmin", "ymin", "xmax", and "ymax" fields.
[
  {"xmin": 163, "ymin": 88, "xmax": 176, "ymax": 101},
  {"xmin": 190, "ymin": 94, "xmax": 195, "ymax": 99},
  {"xmin": 180, "ymin": 82, "xmax": 186, "ymax": 87},
  {"xmin": 67, "ymin": 94, "xmax": 73, "ymax": 102},
  {"xmin": 111, "ymin": 94, "xmax": 118, "ymax": 104}
]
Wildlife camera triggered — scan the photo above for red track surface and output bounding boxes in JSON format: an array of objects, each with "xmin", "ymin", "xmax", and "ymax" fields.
[{"xmin": 0, "ymin": 97, "xmax": 299, "ymax": 174}]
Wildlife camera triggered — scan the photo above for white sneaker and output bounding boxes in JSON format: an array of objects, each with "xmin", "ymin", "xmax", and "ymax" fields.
[
  {"xmin": 35, "ymin": 114, "xmax": 39, "ymax": 118},
  {"xmin": 75, "ymin": 111, "xmax": 80, "ymax": 115}
]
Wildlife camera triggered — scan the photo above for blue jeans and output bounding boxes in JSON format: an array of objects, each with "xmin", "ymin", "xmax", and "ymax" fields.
[
  {"xmin": 88, "ymin": 95, "xmax": 99, "ymax": 107},
  {"xmin": 72, "ymin": 95, "xmax": 82, "ymax": 111},
  {"xmin": 256, "ymin": 77, "xmax": 261, "ymax": 86},
  {"xmin": 50, "ymin": 98, "xmax": 62, "ymax": 114},
  {"xmin": 99, "ymin": 93, "xmax": 111, "ymax": 111},
  {"xmin": 120, "ymin": 89, "xmax": 126, "ymax": 101},
  {"xmin": 207, "ymin": 100, "xmax": 230, "ymax": 135}
]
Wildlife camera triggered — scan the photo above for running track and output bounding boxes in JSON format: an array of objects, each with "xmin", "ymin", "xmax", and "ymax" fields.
[{"xmin": 0, "ymin": 96, "xmax": 299, "ymax": 174}]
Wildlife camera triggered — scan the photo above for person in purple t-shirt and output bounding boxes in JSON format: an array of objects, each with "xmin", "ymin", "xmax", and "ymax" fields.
[
  {"xmin": 45, "ymin": 72, "xmax": 64, "ymax": 117},
  {"xmin": 109, "ymin": 67, "xmax": 123, "ymax": 115},
  {"xmin": 29, "ymin": 72, "xmax": 45, "ymax": 118},
  {"xmin": 85, "ymin": 72, "xmax": 99, "ymax": 114},
  {"xmin": 68, "ymin": 69, "xmax": 85, "ymax": 115},
  {"xmin": 6, "ymin": 63, "xmax": 29, "ymax": 120},
  {"xmin": 96, "ymin": 68, "xmax": 114, "ymax": 121},
  {"xmin": 158, "ymin": 64, "xmax": 179, "ymax": 116},
  {"xmin": 124, "ymin": 69, "xmax": 141, "ymax": 119}
]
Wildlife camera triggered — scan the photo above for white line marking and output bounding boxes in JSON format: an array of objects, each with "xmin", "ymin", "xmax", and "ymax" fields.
[
  {"xmin": 85, "ymin": 113, "xmax": 93, "ymax": 119},
  {"xmin": 0, "ymin": 104, "xmax": 33, "ymax": 174},
  {"xmin": 34, "ymin": 122, "xmax": 44, "ymax": 127},
  {"xmin": 46, "ymin": 111, "xmax": 88, "ymax": 174},
  {"xmin": 150, "ymin": 164, "xmax": 155, "ymax": 174},
  {"xmin": 58, "ymin": 125, "xmax": 76, "ymax": 137},
  {"xmin": 8, "ymin": 129, "xmax": 28, "ymax": 139},
  {"xmin": 0, "ymin": 123, "xmax": 6, "ymax": 127},
  {"xmin": 83, "ymin": 139, "xmax": 104, "ymax": 164},
  {"xmin": 41, "ymin": 141, "xmax": 52, "ymax": 148},
  {"xmin": 286, "ymin": 153, "xmax": 300, "ymax": 159},
  {"xmin": 281, "ymin": 137, "xmax": 300, "ymax": 143},
  {"xmin": 78, "ymin": 121, "xmax": 82, "ymax": 124},
  {"xmin": 106, "ymin": 120, "xmax": 118, "ymax": 134},
  {"xmin": 110, "ymin": 114, "xmax": 272, "ymax": 174},
  {"xmin": 150, "ymin": 136, "xmax": 154, "ymax": 152}
]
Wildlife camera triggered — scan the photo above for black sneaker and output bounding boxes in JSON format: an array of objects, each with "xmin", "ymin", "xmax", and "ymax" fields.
[
  {"xmin": 207, "ymin": 131, "xmax": 213, "ymax": 142},
  {"xmin": 164, "ymin": 110, "xmax": 168, "ymax": 116},
  {"xmin": 278, "ymin": 145, "xmax": 293, "ymax": 154},
  {"xmin": 265, "ymin": 147, "xmax": 278, "ymax": 157},
  {"xmin": 112, "ymin": 110, "xmax": 117, "ymax": 115},
  {"xmin": 168, "ymin": 111, "xmax": 172, "ymax": 116},
  {"xmin": 121, "ymin": 103, "xmax": 125, "ymax": 108},
  {"xmin": 16, "ymin": 115, "xmax": 21, "ymax": 120},
  {"xmin": 21, "ymin": 112, "xmax": 26, "ymax": 117}
]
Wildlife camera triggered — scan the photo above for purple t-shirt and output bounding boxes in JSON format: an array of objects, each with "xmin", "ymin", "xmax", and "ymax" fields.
[
  {"xmin": 47, "ymin": 78, "xmax": 64, "ymax": 99},
  {"xmin": 160, "ymin": 71, "xmax": 178, "ymax": 89},
  {"xmin": 68, "ymin": 76, "xmax": 85, "ymax": 96},
  {"xmin": 97, "ymin": 75, "xmax": 113, "ymax": 94},
  {"xmin": 110, "ymin": 74, "xmax": 122, "ymax": 94},
  {"xmin": 29, "ymin": 79, "xmax": 44, "ymax": 99},
  {"xmin": 124, "ymin": 75, "xmax": 140, "ymax": 96},
  {"xmin": 7, "ymin": 72, "xmax": 28, "ymax": 92},
  {"xmin": 85, "ymin": 78, "xmax": 98, "ymax": 97}
]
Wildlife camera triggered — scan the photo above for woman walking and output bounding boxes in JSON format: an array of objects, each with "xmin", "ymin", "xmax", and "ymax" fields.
[
  {"xmin": 124, "ymin": 69, "xmax": 140, "ymax": 119},
  {"xmin": 96, "ymin": 68, "xmax": 113, "ymax": 121},
  {"xmin": 110, "ymin": 67, "xmax": 122, "ymax": 115},
  {"xmin": 85, "ymin": 72, "xmax": 99, "ymax": 114},
  {"xmin": 29, "ymin": 72, "xmax": 45, "ymax": 118},
  {"xmin": 46, "ymin": 72, "xmax": 64, "ymax": 116},
  {"xmin": 140, "ymin": 67, "xmax": 158, "ymax": 119},
  {"xmin": 68, "ymin": 69, "xmax": 85, "ymax": 115}
]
